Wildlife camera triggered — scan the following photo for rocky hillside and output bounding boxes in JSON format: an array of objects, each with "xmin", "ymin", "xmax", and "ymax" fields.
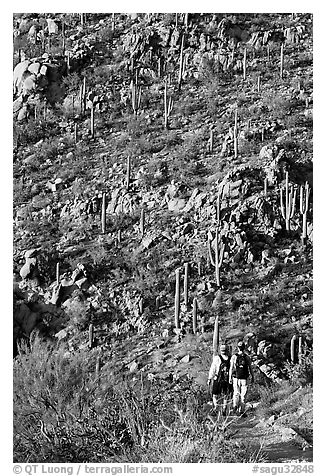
[{"xmin": 13, "ymin": 13, "xmax": 313, "ymax": 463}]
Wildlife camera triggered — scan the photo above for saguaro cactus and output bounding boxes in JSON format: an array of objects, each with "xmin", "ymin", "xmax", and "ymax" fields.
[
  {"xmin": 101, "ymin": 193, "xmax": 106, "ymax": 233},
  {"xmin": 234, "ymin": 109, "xmax": 238, "ymax": 159},
  {"xmin": 209, "ymin": 126, "xmax": 214, "ymax": 153},
  {"xmin": 178, "ymin": 34, "xmax": 185, "ymax": 91},
  {"xmin": 257, "ymin": 74, "xmax": 261, "ymax": 93},
  {"xmin": 126, "ymin": 156, "xmax": 131, "ymax": 190},
  {"xmin": 90, "ymin": 105, "xmax": 95, "ymax": 138},
  {"xmin": 174, "ymin": 268, "xmax": 181, "ymax": 330},
  {"xmin": 89, "ymin": 323, "xmax": 94, "ymax": 349},
  {"xmin": 212, "ymin": 316, "xmax": 220, "ymax": 355},
  {"xmin": 290, "ymin": 334, "xmax": 297, "ymax": 363},
  {"xmin": 184, "ymin": 262, "xmax": 189, "ymax": 308},
  {"xmin": 192, "ymin": 297, "xmax": 197, "ymax": 334},
  {"xmin": 139, "ymin": 297, "xmax": 144, "ymax": 315},
  {"xmin": 298, "ymin": 336, "xmax": 303, "ymax": 365},
  {"xmin": 280, "ymin": 43, "xmax": 284, "ymax": 79},
  {"xmin": 300, "ymin": 181, "xmax": 310, "ymax": 246},
  {"xmin": 208, "ymin": 229, "xmax": 226, "ymax": 288},
  {"xmin": 131, "ymin": 76, "xmax": 142, "ymax": 115},
  {"xmin": 56, "ymin": 262, "xmax": 60, "ymax": 286},
  {"xmin": 164, "ymin": 81, "xmax": 174, "ymax": 129},
  {"xmin": 280, "ymin": 172, "xmax": 297, "ymax": 231},
  {"xmin": 155, "ymin": 296, "xmax": 160, "ymax": 311},
  {"xmin": 243, "ymin": 47, "xmax": 247, "ymax": 80},
  {"xmin": 264, "ymin": 177, "xmax": 268, "ymax": 196}
]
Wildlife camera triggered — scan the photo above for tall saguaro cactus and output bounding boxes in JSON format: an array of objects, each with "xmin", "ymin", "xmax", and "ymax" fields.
[
  {"xmin": 300, "ymin": 181, "xmax": 310, "ymax": 246},
  {"xmin": 131, "ymin": 76, "xmax": 142, "ymax": 115},
  {"xmin": 212, "ymin": 316, "xmax": 220, "ymax": 355},
  {"xmin": 178, "ymin": 34, "xmax": 185, "ymax": 91},
  {"xmin": 280, "ymin": 172, "xmax": 297, "ymax": 231},
  {"xmin": 234, "ymin": 109, "xmax": 238, "ymax": 159},
  {"xmin": 56, "ymin": 262, "xmax": 60, "ymax": 286},
  {"xmin": 90, "ymin": 105, "xmax": 95, "ymax": 138},
  {"xmin": 184, "ymin": 262, "xmax": 189, "ymax": 308},
  {"xmin": 208, "ymin": 229, "xmax": 226, "ymax": 288},
  {"xmin": 101, "ymin": 193, "xmax": 106, "ymax": 233},
  {"xmin": 243, "ymin": 47, "xmax": 247, "ymax": 80},
  {"xmin": 290, "ymin": 334, "xmax": 297, "ymax": 363},
  {"xmin": 174, "ymin": 268, "xmax": 181, "ymax": 330},
  {"xmin": 257, "ymin": 74, "xmax": 261, "ymax": 93},
  {"xmin": 192, "ymin": 297, "xmax": 198, "ymax": 334},
  {"xmin": 89, "ymin": 323, "xmax": 94, "ymax": 349},
  {"xmin": 126, "ymin": 156, "xmax": 131, "ymax": 190},
  {"xmin": 209, "ymin": 126, "xmax": 214, "ymax": 153}
]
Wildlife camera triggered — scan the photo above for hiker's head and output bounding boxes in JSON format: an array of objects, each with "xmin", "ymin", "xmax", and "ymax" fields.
[
  {"xmin": 220, "ymin": 343, "xmax": 228, "ymax": 355},
  {"xmin": 237, "ymin": 341, "xmax": 245, "ymax": 352}
]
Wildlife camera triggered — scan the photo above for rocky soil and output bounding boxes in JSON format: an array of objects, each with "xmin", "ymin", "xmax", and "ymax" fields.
[{"xmin": 13, "ymin": 13, "xmax": 313, "ymax": 463}]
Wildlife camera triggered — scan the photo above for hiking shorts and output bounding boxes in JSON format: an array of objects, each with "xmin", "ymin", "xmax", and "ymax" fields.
[{"xmin": 212, "ymin": 379, "xmax": 233, "ymax": 397}]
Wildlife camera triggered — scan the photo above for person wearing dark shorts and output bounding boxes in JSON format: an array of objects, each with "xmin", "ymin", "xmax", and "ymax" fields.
[{"xmin": 207, "ymin": 343, "xmax": 233, "ymax": 414}]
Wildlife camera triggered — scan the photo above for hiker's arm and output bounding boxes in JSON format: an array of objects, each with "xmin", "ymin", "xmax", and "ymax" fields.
[{"xmin": 207, "ymin": 357, "xmax": 219, "ymax": 384}]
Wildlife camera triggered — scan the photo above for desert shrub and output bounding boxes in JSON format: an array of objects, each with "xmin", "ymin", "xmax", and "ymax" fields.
[
  {"xmin": 64, "ymin": 291, "xmax": 92, "ymax": 330},
  {"xmin": 284, "ymin": 349, "xmax": 313, "ymax": 386}
]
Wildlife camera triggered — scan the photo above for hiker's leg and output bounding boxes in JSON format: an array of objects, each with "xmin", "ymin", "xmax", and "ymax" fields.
[
  {"xmin": 212, "ymin": 394, "xmax": 218, "ymax": 408},
  {"xmin": 212, "ymin": 379, "xmax": 219, "ymax": 408},
  {"xmin": 240, "ymin": 379, "xmax": 248, "ymax": 412},
  {"xmin": 232, "ymin": 378, "xmax": 240, "ymax": 411}
]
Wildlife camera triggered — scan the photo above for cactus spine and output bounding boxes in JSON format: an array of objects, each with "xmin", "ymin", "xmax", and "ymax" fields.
[
  {"xmin": 192, "ymin": 297, "xmax": 197, "ymax": 334},
  {"xmin": 89, "ymin": 323, "xmax": 94, "ymax": 349},
  {"xmin": 280, "ymin": 172, "xmax": 297, "ymax": 231},
  {"xmin": 174, "ymin": 268, "xmax": 181, "ymax": 330},
  {"xmin": 290, "ymin": 334, "xmax": 297, "ymax": 363},
  {"xmin": 101, "ymin": 193, "xmax": 106, "ymax": 234},
  {"xmin": 234, "ymin": 109, "xmax": 238, "ymax": 159},
  {"xmin": 126, "ymin": 156, "xmax": 131, "ymax": 190},
  {"xmin": 184, "ymin": 262, "xmax": 189, "ymax": 308},
  {"xmin": 243, "ymin": 47, "xmax": 247, "ymax": 80},
  {"xmin": 280, "ymin": 43, "xmax": 284, "ymax": 79},
  {"xmin": 208, "ymin": 229, "xmax": 225, "ymax": 288},
  {"xmin": 212, "ymin": 316, "xmax": 220, "ymax": 355},
  {"xmin": 164, "ymin": 80, "xmax": 173, "ymax": 129},
  {"xmin": 300, "ymin": 181, "xmax": 310, "ymax": 246}
]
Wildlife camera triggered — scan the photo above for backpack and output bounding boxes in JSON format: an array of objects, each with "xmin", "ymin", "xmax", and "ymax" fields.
[
  {"xmin": 218, "ymin": 355, "xmax": 231, "ymax": 382},
  {"xmin": 234, "ymin": 353, "xmax": 249, "ymax": 379}
]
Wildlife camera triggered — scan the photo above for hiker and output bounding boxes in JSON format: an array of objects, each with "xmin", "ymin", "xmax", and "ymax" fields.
[
  {"xmin": 207, "ymin": 343, "xmax": 233, "ymax": 414},
  {"xmin": 229, "ymin": 340, "xmax": 255, "ymax": 415}
]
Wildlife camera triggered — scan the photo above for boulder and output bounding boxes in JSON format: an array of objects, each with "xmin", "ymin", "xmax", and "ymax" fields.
[{"xmin": 167, "ymin": 198, "xmax": 187, "ymax": 212}]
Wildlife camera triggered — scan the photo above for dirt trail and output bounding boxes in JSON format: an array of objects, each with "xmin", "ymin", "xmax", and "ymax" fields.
[{"xmin": 209, "ymin": 408, "xmax": 313, "ymax": 462}]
